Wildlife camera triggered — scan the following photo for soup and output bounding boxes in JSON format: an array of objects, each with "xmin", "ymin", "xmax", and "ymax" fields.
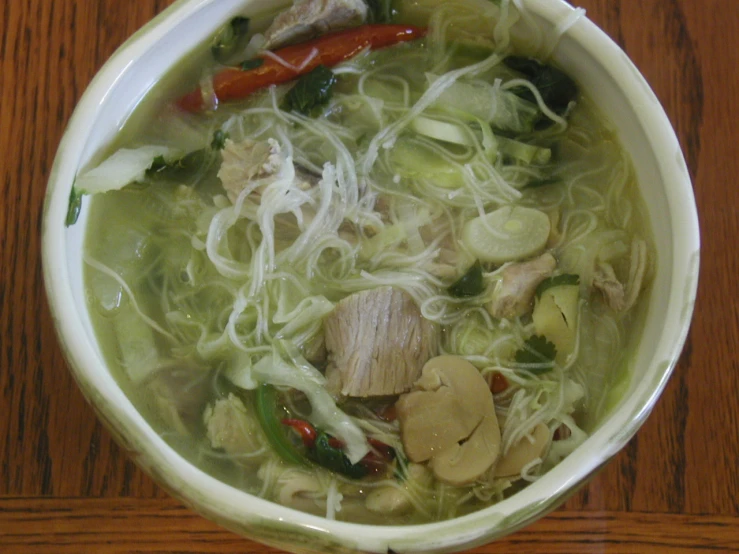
[{"xmin": 76, "ymin": 0, "xmax": 653, "ymax": 524}]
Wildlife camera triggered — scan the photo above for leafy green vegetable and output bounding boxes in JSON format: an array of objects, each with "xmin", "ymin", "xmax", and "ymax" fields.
[
  {"xmin": 309, "ymin": 432, "xmax": 369, "ymax": 479},
  {"xmin": 504, "ymin": 56, "xmax": 578, "ymax": 116},
  {"xmin": 146, "ymin": 150, "xmax": 208, "ymax": 181},
  {"xmin": 148, "ymin": 130, "xmax": 227, "ymax": 180},
  {"xmin": 211, "ymin": 129, "xmax": 229, "ymax": 150},
  {"xmin": 535, "ymin": 273, "xmax": 580, "ymax": 298},
  {"xmin": 526, "ymin": 177, "xmax": 560, "ymax": 189},
  {"xmin": 65, "ymin": 186, "xmax": 83, "ymax": 227},
  {"xmin": 211, "ymin": 16, "xmax": 250, "ymax": 63},
  {"xmin": 448, "ymin": 260, "xmax": 485, "ymax": 298},
  {"xmin": 282, "ymin": 65, "xmax": 337, "ymax": 116},
  {"xmin": 514, "ymin": 334, "xmax": 557, "ymax": 373},
  {"xmin": 254, "ymin": 385, "xmax": 307, "ymax": 466},
  {"xmin": 365, "ymin": 0, "xmax": 396, "ymax": 23},
  {"xmin": 240, "ymin": 58, "xmax": 264, "ymax": 71}
]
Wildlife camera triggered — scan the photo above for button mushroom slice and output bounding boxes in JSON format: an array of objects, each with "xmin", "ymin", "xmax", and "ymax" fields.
[
  {"xmin": 494, "ymin": 422, "xmax": 550, "ymax": 479},
  {"xmin": 431, "ymin": 412, "xmax": 501, "ymax": 486},
  {"xmin": 263, "ymin": 0, "xmax": 368, "ymax": 51},
  {"xmin": 486, "ymin": 252, "xmax": 557, "ymax": 319},
  {"xmin": 396, "ymin": 356, "xmax": 491, "ymax": 462},
  {"xmin": 396, "ymin": 356, "xmax": 501, "ymax": 485}
]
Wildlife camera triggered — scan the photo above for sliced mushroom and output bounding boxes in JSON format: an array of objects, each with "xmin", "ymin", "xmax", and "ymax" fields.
[
  {"xmin": 494, "ymin": 422, "xmax": 550, "ymax": 478},
  {"xmin": 486, "ymin": 252, "xmax": 557, "ymax": 319},
  {"xmin": 431, "ymin": 413, "xmax": 501, "ymax": 486},
  {"xmin": 396, "ymin": 356, "xmax": 501, "ymax": 485}
]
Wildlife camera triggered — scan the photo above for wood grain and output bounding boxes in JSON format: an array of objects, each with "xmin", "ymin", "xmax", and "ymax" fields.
[
  {"xmin": 1, "ymin": 0, "xmax": 737, "ymax": 551},
  {"xmin": 1, "ymin": 499, "xmax": 738, "ymax": 553}
]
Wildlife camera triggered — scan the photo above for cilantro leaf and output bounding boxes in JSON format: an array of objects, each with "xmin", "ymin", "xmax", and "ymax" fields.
[{"xmin": 514, "ymin": 335, "xmax": 557, "ymax": 374}]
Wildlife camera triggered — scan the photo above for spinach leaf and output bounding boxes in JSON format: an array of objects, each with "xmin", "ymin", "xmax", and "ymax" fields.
[
  {"xmin": 211, "ymin": 129, "xmax": 229, "ymax": 150},
  {"xmin": 309, "ymin": 433, "xmax": 369, "ymax": 479},
  {"xmin": 239, "ymin": 58, "xmax": 264, "ymax": 71},
  {"xmin": 514, "ymin": 334, "xmax": 557, "ymax": 374},
  {"xmin": 365, "ymin": 0, "xmax": 396, "ymax": 23},
  {"xmin": 526, "ymin": 177, "xmax": 561, "ymax": 189},
  {"xmin": 448, "ymin": 260, "xmax": 485, "ymax": 298},
  {"xmin": 282, "ymin": 65, "xmax": 337, "ymax": 116},
  {"xmin": 146, "ymin": 150, "xmax": 208, "ymax": 181},
  {"xmin": 504, "ymin": 56, "xmax": 578, "ymax": 116},
  {"xmin": 211, "ymin": 16, "xmax": 251, "ymax": 63}
]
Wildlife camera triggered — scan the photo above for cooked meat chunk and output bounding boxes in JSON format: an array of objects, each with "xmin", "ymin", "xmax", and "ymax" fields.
[
  {"xmin": 324, "ymin": 286, "xmax": 437, "ymax": 397},
  {"xmin": 487, "ymin": 252, "xmax": 557, "ymax": 319},
  {"xmin": 593, "ymin": 262, "xmax": 625, "ymax": 310},
  {"xmin": 593, "ymin": 239, "xmax": 648, "ymax": 312},
  {"xmin": 263, "ymin": 0, "xmax": 367, "ymax": 50},
  {"xmin": 147, "ymin": 365, "xmax": 211, "ymax": 435},
  {"xmin": 204, "ymin": 393, "xmax": 267, "ymax": 462},
  {"xmin": 217, "ymin": 138, "xmax": 315, "ymax": 204}
]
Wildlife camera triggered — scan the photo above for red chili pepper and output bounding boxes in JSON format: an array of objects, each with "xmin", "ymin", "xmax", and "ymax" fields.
[
  {"xmin": 281, "ymin": 418, "xmax": 317, "ymax": 449},
  {"xmin": 177, "ymin": 24, "xmax": 427, "ymax": 112},
  {"xmin": 489, "ymin": 372, "xmax": 509, "ymax": 394}
]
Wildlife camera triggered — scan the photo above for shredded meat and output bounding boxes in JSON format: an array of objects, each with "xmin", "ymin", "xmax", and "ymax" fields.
[
  {"xmin": 204, "ymin": 393, "xmax": 265, "ymax": 461},
  {"xmin": 218, "ymin": 138, "xmax": 315, "ymax": 203},
  {"xmin": 324, "ymin": 287, "xmax": 438, "ymax": 397},
  {"xmin": 487, "ymin": 252, "xmax": 557, "ymax": 319},
  {"xmin": 593, "ymin": 239, "xmax": 648, "ymax": 312},
  {"xmin": 263, "ymin": 0, "xmax": 367, "ymax": 50}
]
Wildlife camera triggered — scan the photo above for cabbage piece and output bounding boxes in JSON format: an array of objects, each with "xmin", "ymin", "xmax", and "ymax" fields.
[
  {"xmin": 252, "ymin": 347, "xmax": 369, "ymax": 463},
  {"xmin": 75, "ymin": 146, "xmax": 180, "ymax": 194}
]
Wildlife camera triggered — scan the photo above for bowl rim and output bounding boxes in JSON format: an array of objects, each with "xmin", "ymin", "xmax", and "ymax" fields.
[{"xmin": 42, "ymin": 0, "xmax": 700, "ymax": 552}]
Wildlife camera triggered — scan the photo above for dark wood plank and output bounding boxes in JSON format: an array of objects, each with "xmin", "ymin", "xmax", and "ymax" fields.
[{"xmin": 0, "ymin": 499, "xmax": 737, "ymax": 553}]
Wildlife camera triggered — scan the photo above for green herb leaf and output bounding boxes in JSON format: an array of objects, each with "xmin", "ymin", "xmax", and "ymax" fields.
[
  {"xmin": 448, "ymin": 260, "xmax": 484, "ymax": 298},
  {"xmin": 282, "ymin": 65, "xmax": 337, "ymax": 117},
  {"xmin": 240, "ymin": 58, "xmax": 264, "ymax": 71},
  {"xmin": 65, "ymin": 187, "xmax": 83, "ymax": 227},
  {"xmin": 504, "ymin": 56, "xmax": 578, "ymax": 116},
  {"xmin": 514, "ymin": 334, "xmax": 557, "ymax": 373},
  {"xmin": 211, "ymin": 129, "xmax": 229, "ymax": 150},
  {"xmin": 309, "ymin": 432, "xmax": 369, "ymax": 479},
  {"xmin": 526, "ymin": 177, "xmax": 560, "ymax": 189},
  {"xmin": 535, "ymin": 273, "xmax": 580, "ymax": 298},
  {"xmin": 365, "ymin": 0, "xmax": 396, "ymax": 23},
  {"xmin": 211, "ymin": 16, "xmax": 251, "ymax": 63},
  {"xmin": 146, "ymin": 149, "xmax": 208, "ymax": 181}
]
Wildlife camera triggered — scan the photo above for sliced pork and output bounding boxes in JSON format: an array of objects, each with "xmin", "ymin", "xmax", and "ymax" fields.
[
  {"xmin": 263, "ymin": 0, "xmax": 368, "ymax": 50},
  {"xmin": 324, "ymin": 286, "xmax": 437, "ymax": 397},
  {"xmin": 487, "ymin": 252, "xmax": 557, "ymax": 319}
]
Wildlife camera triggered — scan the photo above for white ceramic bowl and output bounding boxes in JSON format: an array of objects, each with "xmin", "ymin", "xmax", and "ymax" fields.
[{"xmin": 42, "ymin": 0, "xmax": 700, "ymax": 552}]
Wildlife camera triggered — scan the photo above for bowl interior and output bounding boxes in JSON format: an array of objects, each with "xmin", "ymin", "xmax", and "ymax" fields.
[{"xmin": 42, "ymin": 0, "xmax": 699, "ymax": 552}]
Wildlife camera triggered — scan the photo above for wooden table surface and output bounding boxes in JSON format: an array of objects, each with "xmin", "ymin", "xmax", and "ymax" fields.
[{"xmin": 1, "ymin": 0, "xmax": 737, "ymax": 552}]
